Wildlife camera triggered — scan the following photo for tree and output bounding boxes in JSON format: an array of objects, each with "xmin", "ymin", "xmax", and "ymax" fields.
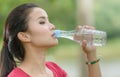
[{"xmin": 76, "ymin": 0, "xmax": 94, "ymax": 77}]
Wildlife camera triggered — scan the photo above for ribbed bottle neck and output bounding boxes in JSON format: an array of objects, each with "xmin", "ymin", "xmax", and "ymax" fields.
[{"xmin": 55, "ymin": 30, "xmax": 76, "ymax": 40}]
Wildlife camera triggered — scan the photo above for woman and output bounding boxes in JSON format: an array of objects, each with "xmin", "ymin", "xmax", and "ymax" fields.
[{"xmin": 0, "ymin": 3, "xmax": 101, "ymax": 77}]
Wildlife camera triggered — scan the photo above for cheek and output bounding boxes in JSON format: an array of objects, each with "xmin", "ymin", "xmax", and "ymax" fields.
[
  {"xmin": 27, "ymin": 21, "xmax": 51, "ymax": 46},
  {"xmin": 29, "ymin": 24, "xmax": 49, "ymax": 38},
  {"xmin": 30, "ymin": 28, "xmax": 50, "ymax": 46}
]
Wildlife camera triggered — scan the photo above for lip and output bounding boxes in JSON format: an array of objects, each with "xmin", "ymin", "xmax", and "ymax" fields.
[{"xmin": 52, "ymin": 33, "xmax": 56, "ymax": 38}]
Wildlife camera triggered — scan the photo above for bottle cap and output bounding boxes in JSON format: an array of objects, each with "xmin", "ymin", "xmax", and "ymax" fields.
[{"xmin": 55, "ymin": 30, "xmax": 60, "ymax": 38}]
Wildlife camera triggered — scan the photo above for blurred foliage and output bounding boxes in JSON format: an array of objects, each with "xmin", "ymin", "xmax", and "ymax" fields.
[
  {"xmin": 94, "ymin": 0, "xmax": 120, "ymax": 39},
  {"xmin": 0, "ymin": 0, "xmax": 120, "ymax": 40}
]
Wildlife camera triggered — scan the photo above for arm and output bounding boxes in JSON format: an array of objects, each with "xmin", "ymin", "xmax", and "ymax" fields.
[
  {"xmin": 75, "ymin": 25, "xmax": 102, "ymax": 77},
  {"xmin": 82, "ymin": 40, "xmax": 102, "ymax": 77}
]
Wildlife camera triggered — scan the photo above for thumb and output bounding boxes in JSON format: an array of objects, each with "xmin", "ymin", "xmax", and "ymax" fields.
[{"xmin": 82, "ymin": 40, "xmax": 87, "ymax": 52}]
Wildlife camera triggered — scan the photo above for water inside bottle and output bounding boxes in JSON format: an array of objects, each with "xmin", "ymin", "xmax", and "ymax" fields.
[
  {"xmin": 74, "ymin": 33, "xmax": 106, "ymax": 46},
  {"xmin": 55, "ymin": 30, "xmax": 106, "ymax": 46},
  {"xmin": 61, "ymin": 32, "xmax": 106, "ymax": 46}
]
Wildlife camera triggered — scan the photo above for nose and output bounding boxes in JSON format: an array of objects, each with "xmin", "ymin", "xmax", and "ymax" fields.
[{"xmin": 49, "ymin": 23, "xmax": 55, "ymax": 30}]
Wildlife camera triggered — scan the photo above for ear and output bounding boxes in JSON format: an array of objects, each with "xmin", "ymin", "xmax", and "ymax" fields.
[{"xmin": 17, "ymin": 32, "xmax": 31, "ymax": 42}]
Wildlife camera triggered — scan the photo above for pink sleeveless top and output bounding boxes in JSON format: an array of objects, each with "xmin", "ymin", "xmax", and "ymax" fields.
[{"xmin": 7, "ymin": 62, "xmax": 67, "ymax": 77}]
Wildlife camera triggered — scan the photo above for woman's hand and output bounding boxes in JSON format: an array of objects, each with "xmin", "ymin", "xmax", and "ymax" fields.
[{"xmin": 75, "ymin": 25, "xmax": 97, "ymax": 61}]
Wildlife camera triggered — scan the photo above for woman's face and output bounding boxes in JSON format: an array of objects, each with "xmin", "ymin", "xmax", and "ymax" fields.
[{"xmin": 26, "ymin": 7, "xmax": 58, "ymax": 48}]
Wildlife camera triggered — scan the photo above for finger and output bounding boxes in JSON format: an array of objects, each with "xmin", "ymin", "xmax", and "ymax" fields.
[
  {"xmin": 76, "ymin": 25, "xmax": 82, "ymax": 31},
  {"xmin": 83, "ymin": 25, "xmax": 95, "ymax": 30},
  {"xmin": 82, "ymin": 40, "xmax": 87, "ymax": 52}
]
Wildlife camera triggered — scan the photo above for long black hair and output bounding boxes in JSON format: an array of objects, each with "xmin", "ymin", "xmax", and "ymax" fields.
[{"xmin": 0, "ymin": 3, "xmax": 39, "ymax": 77}]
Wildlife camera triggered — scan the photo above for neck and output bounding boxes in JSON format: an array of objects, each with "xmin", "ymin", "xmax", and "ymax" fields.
[{"xmin": 19, "ymin": 46, "xmax": 48, "ymax": 74}]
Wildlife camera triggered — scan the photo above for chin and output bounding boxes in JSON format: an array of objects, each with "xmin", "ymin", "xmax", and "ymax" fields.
[
  {"xmin": 51, "ymin": 42, "xmax": 58, "ymax": 47},
  {"xmin": 48, "ymin": 42, "xmax": 58, "ymax": 48}
]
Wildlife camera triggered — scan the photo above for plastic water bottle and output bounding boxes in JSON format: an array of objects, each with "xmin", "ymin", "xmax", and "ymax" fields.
[{"xmin": 55, "ymin": 28, "xmax": 107, "ymax": 46}]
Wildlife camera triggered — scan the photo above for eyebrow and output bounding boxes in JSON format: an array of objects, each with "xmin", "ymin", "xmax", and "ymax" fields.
[{"xmin": 37, "ymin": 16, "xmax": 48, "ymax": 20}]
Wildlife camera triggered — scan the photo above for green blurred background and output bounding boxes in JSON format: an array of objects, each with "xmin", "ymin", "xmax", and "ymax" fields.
[{"xmin": 0, "ymin": 0, "xmax": 120, "ymax": 77}]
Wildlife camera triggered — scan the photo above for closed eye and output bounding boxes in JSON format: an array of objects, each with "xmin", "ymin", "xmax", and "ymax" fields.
[{"xmin": 39, "ymin": 21, "xmax": 45, "ymax": 24}]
